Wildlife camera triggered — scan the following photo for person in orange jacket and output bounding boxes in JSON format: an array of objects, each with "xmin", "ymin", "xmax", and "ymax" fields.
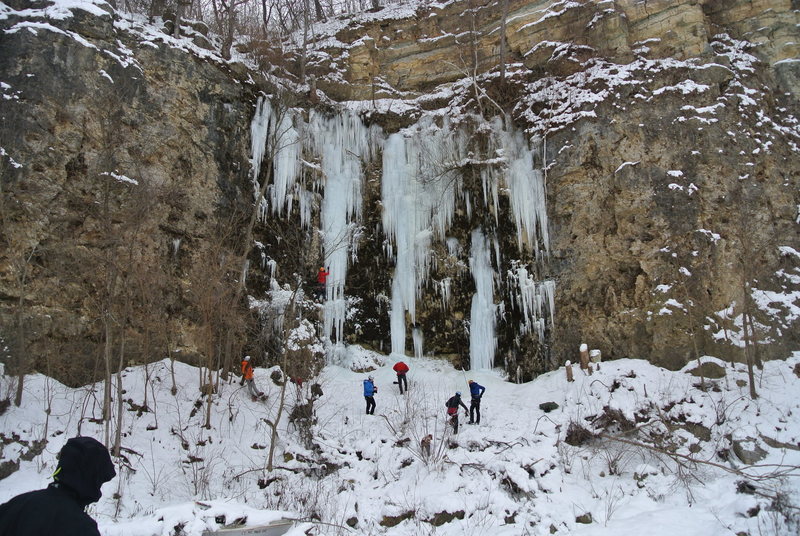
[
  {"xmin": 241, "ymin": 356, "xmax": 264, "ymax": 400},
  {"xmin": 392, "ymin": 361, "xmax": 409, "ymax": 394}
]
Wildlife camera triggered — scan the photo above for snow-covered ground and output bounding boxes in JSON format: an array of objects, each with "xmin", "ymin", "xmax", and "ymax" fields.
[{"xmin": 1, "ymin": 349, "xmax": 798, "ymax": 535}]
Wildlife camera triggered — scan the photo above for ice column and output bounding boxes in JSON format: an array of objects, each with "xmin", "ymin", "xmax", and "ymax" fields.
[
  {"xmin": 307, "ymin": 111, "xmax": 377, "ymax": 343},
  {"xmin": 250, "ymin": 96, "xmax": 273, "ymax": 220},
  {"xmin": 469, "ymin": 228, "xmax": 497, "ymax": 370},
  {"xmin": 412, "ymin": 326, "xmax": 424, "ymax": 360},
  {"xmin": 382, "ymin": 118, "xmax": 465, "ymax": 357}
]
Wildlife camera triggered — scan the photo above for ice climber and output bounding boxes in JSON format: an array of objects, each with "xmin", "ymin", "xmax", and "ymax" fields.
[
  {"xmin": 445, "ymin": 391, "xmax": 469, "ymax": 434},
  {"xmin": 316, "ymin": 266, "xmax": 329, "ymax": 300},
  {"xmin": 467, "ymin": 379, "xmax": 486, "ymax": 424},
  {"xmin": 363, "ymin": 375, "xmax": 377, "ymax": 415},
  {"xmin": 0, "ymin": 436, "xmax": 116, "ymax": 536},
  {"xmin": 392, "ymin": 360, "xmax": 409, "ymax": 394},
  {"xmin": 241, "ymin": 355, "xmax": 264, "ymax": 400}
]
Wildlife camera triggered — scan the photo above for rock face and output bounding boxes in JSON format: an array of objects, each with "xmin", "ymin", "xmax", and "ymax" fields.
[
  {"xmin": 314, "ymin": 0, "xmax": 799, "ymax": 100},
  {"xmin": 0, "ymin": 0, "xmax": 259, "ymax": 383},
  {"xmin": 0, "ymin": 0, "xmax": 798, "ymax": 385}
]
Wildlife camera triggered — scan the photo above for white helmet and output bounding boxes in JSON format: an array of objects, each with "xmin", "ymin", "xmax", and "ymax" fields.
[{"xmin": 244, "ymin": 356, "xmax": 251, "ymax": 361}]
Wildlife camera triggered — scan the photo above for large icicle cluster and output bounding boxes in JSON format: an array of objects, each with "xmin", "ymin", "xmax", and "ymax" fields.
[
  {"xmin": 382, "ymin": 116, "xmax": 468, "ymax": 357},
  {"xmin": 307, "ymin": 111, "xmax": 380, "ymax": 342},
  {"xmin": 509, "ymin": 263, "xmax": 556, "ymax": 341}
]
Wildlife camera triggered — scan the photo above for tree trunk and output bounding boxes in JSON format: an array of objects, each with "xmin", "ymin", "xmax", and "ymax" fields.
[
  {"xmin": 172, "ymin": 0, "xmax": 184, "ymax": 38},
  {"xmin": 204, "ymin": 366, "xmax": 215, "ymax": 429},
  {"xmin": 499, "ymin": 0, "xmax": 509, "ymax": 82},
  {"xmin": 741, "ymin": 280, "xmax": 758, "ymax": 399},
  {"xmin": 266, "ymin": 374, "xmax": 287, "ymax": 471},
  {"xmin": 113, "ymin": 335, "xmax": 126, "ymax": 458},
  {"xmin": 103, "ymin": 316, "xmax": 113, "ymax": 447},
  {"xmin": 313, "ymin": 0, "xmax": 325, "ymax": 21},
  {"xmin": 743, "ymin": 311, "xmax": 758, "ymax": 399}
]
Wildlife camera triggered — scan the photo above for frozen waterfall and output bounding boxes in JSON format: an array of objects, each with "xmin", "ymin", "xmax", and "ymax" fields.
[{"xmin": 249, "ymin": 98, "xmax": 554, "ymax": 367}]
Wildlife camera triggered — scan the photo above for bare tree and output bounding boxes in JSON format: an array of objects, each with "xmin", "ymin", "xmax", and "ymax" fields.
[{"xmin": 498, "ymin": 0, "xmax": 509, "ymax": 83}]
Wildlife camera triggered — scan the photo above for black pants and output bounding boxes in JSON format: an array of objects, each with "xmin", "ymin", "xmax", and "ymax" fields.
[
  {"xmin": 449, "ymin": 412, "xmax": 460, "ymax": 434},
  {"xmin": 365, "ymin": 396, "xmax": 375, "ymax": 415},
  {"xmin": 469, "ymin": 398, "xmax": 481, "ymax": 424},
  {"xmin": 396, "ymin": 374, "xmax": 407, "ymax": 394}
]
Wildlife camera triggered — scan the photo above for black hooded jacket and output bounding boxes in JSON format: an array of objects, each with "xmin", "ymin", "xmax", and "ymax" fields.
[{"xmin": 0, "ymin": 436, "xmax": 116, "ymax": 536}]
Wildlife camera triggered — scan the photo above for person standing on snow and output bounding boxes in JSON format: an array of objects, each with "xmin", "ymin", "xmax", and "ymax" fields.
[
  {"xmin": 316, "ymin": 266, "xmax": 330, "ymax": 301},
  {"xmin": 445, "ymin": 391, "xmax": 469, "ymax": 434},
  {"xmin": 0, "ymin": 436, "xmax": 116, "ymax": 536},
  {"xmin": 363, "ymin": 375, "xmax": 377, "ymax": 415},
  {"xmin": 241, "ymin": 355, "xmax": 264, "ymax": 400},
  {"xmin": 392, "ymin": 360, "xmax": 409, "ymax": 394},
  {"xmin": 467, "ymin": 380, "xmax": 486, "ymax": 424}
]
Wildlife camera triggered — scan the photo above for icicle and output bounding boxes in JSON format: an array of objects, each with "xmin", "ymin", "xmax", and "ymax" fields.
[
  {"xmin": 509, "ymin": 263, "xmax": 556, "ymax": 340},
  {"xmin": 439, "ymin": 278, "xmax": 451, "ymax": 310},
  {"xmin": 446, "ymin": 237, "xmax": 461, "ymax": 257},
  {"xmin": 495, "ymin": 120, "xmax": 550, "ymax": 256},
  {"xmin": 241, "ymin": 259, "xmax": 250, "ymax": 287},
  {"xmin": 171, "ymin": 238, "xmax": 181, "ymax": 257},
  {"xmin": 469, "ymin": 228, "xmax": 497, "ymax": 370},
  {"xmin": 266, "ymin": 258, "xmax": 277, "ymax": 280},
  {"xmin": 270, "ymin": 112, "xmax": 301, "ymax": 218},
  {"xmin": 412, "ymin": 326, "xmax": 424, "ymax": 359},
  {"xmin": 250, "ymin": 96, "xmax": 272, "ymax": 190}
]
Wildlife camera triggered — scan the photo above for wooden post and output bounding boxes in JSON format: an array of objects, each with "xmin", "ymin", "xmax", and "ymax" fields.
[
  {"xmin": 590, "ymin": 349, "xmax": 601, "ymax": 370},
  {"xmin": 579, "ymin": 343, "xmax": 589, "ymax": 370},
  {"xmin": 565, "ymin": 361, "xmax": 574, "ymax": 382}
]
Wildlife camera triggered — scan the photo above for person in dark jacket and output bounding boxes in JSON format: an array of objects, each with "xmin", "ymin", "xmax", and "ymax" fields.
[
  {"xmin": 392, "ymin": 361, "xmax": 409, "ymax": 394},
  {"xmin": 0, "ymin": 436, "xmax": 116, "ymax": 536},
  {"xmin": 467, "ymin": 379, "xmax": 486, "ymax": 424},
  {"xmin": 445, "ymin": 391, "xmax": 469, "ymax": 434},
  {"xmin": 363, "ymin": 375, "xmax": 377, "ymax": 415}
]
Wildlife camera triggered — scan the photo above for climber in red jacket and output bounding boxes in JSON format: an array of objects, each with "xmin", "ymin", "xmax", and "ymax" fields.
[
  {"xmin": 393, "ymin": 360, "xmax": 409, "ymax": 394},
  {"xmin": 315, "ymin": 266, "xmax": 329, "ymax": 301}
]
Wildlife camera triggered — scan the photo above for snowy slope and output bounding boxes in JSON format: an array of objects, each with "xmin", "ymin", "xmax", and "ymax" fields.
[{"xmin": 1, "ymin": 350, "xmax": 798, "ymax": 535}]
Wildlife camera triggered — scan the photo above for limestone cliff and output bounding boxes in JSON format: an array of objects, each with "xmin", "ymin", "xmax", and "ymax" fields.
[{"xmin": 0, "ymin": 0, "xmax": 262, "ymax": 383}]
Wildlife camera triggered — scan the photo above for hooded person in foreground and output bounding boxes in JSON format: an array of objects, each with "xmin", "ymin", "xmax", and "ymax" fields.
[{"xmin": 0, "ymin": 436, "xmax": 116, "ymax": 536}]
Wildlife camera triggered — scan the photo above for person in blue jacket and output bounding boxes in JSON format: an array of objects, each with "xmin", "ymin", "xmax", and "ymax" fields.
[
  {"xmin": 467, "ymin": 379, "xmax": 486, "ymax": 424},
  {"xmin": 363, "ymin": 375, "xmax": 377, "ymax": 414}
]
